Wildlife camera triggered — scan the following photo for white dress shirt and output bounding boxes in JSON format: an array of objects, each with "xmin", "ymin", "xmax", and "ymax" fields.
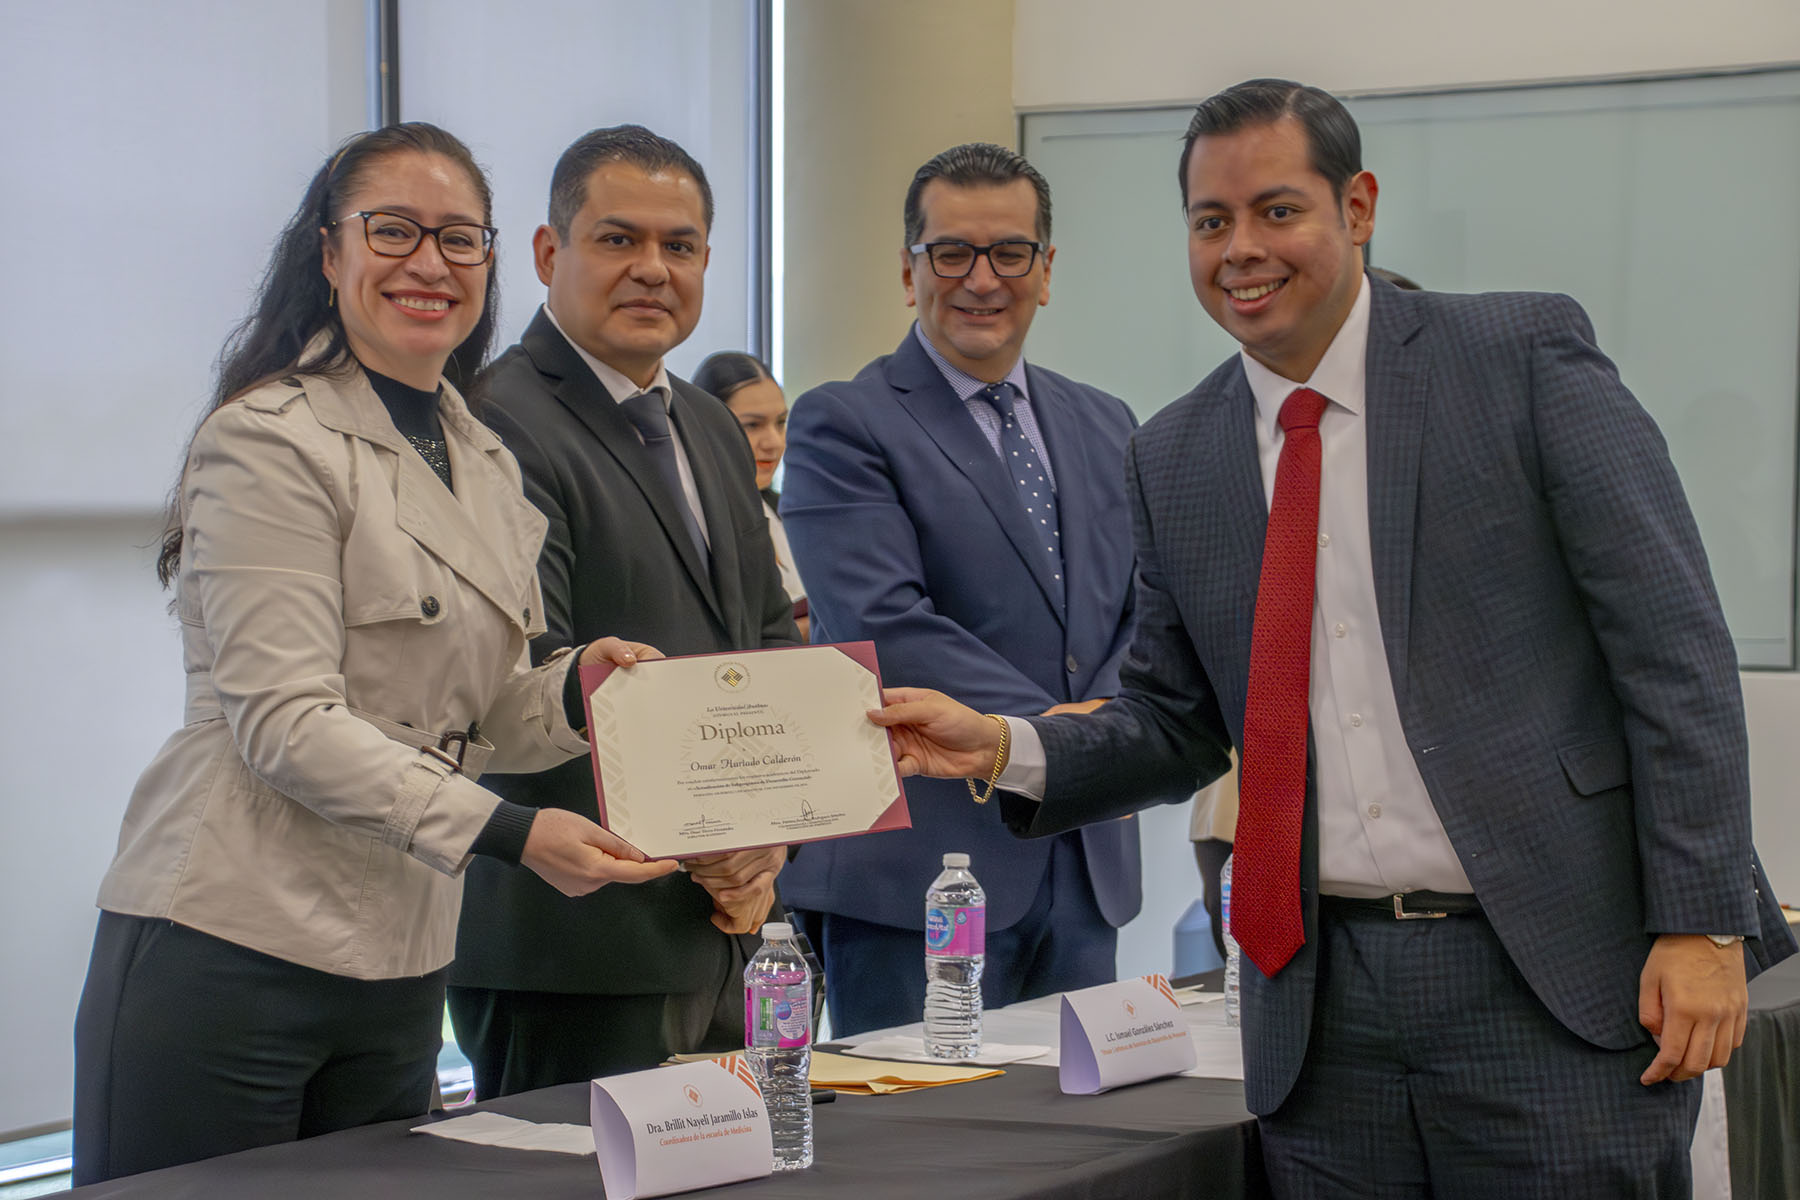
[
  {"xmin": 545, "ymin": 304, "xmax": 710, "ymax": 547},
  {"xmin": 912, "ymin": 323, "xmax": 1057, "ymax": 490},
  {"xmin": 1001, "ymin": 276, "xmax": 1471, "ymax": 897},
  {"xmin": 763, "ymin": 498, "xmax": 806, "ymax": 604}
]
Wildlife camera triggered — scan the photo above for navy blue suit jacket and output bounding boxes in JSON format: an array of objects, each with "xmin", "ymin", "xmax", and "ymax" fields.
[
  {"xmin": 1003, "ymin": 279, "xmax": 1796, "ymax": 1113},
  {"xmin": 779, "ymin": 330, "xmax": 1153, "ymax": 932}
]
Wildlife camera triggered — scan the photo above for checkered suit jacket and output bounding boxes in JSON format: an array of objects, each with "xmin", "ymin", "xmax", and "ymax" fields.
[{"xmin": 1003, "ymin": 276, "xmax": 1797, "ymax": 1114}]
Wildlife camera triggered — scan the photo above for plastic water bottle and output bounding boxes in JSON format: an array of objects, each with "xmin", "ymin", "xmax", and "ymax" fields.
[
  {"xmin": 745, "ymin": 922, "xmax": 813, "ymax": 1170},
  {"xmin": 924, "ymin": 852, "xmax": 985, "ymax": 1058},
  {"xmin": 1221, "ymin": 853, "xmax": 1240, "ymax": 1028}
]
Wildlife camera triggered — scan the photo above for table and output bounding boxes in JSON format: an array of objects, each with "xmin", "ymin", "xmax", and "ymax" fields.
[
  {"xmin": 1724, "ymin": 949, "xmax": 1800, "ymax": 1198},
  {"xmin": 60, "ymin": 957, "xmax": 1797, "ymax": 1199},
  {"xmin": 64, "ymin": 1066, "xmax": 1264, "ymax": 1200}
]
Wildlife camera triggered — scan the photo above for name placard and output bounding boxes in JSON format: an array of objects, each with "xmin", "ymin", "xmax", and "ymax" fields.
[
  {"xmin": 1058, "ymin": 974, "xmax": 1197, "ymax": 1095},
  {"xmin": 589, "ymin": 1058, "xmax": 772, "ymax": 1199}
]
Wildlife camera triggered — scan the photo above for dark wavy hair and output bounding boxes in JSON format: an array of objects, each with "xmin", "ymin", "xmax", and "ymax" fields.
[
  {"xmin": 903, "ymin": 142, "xmax": 1052, "ymax": 248},
  {"xmin": 155, "ymin": 123, "xmax": 500, "ymax": 586},
  {"xmin": 547, "ymin": 124, "xmax": 714, "ymax": 238},
  {"xmin": 1177, "ymin": 79, "xmax": 1362, "ymax": 209},
  {"xmin": 691, "ymin": 351, "xmax": 773, "ymax": 403}
]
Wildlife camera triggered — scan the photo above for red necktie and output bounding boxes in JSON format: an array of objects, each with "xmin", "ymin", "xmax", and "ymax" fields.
[{"xmin": 1234, "ymin": 386, "xmax": 1328, "ymax": 978}]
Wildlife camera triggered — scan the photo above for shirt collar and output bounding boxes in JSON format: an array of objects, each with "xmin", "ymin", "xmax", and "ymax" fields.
[
  {"xmin": 912, "ymin": 323, "xmax": 1031, "ymax": 404},
  {"xmin": 544, "ymin": 303, "xmax": 672, "ymax": 405},
  {"xmin": 1240, "ymin": 272, "xmax": 1369, "ymax": 439}
]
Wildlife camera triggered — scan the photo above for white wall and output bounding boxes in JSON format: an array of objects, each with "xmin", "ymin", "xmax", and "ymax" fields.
[
  {"xmin": 1014, "ymin": 0, "xmax": 1800, "ymax": 109},
  {"xmin": 1012, "ymin": 0, "xmax": 1800, "ymax": 915},
  {"xmin": 782, "ymin": 0, "xmax": 1016, "ymax": 395}
]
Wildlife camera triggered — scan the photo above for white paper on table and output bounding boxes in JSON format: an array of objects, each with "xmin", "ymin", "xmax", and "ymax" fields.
[
  {"xmin": 1059, "ymin": 974, "xmax": 1198, "ymax": 1095},
  {"xmin": 1173, "ymin": 987, "xmax": 1226, "ymax": 1006},
  {"xmin": 589, "ymin": 1057, "xmax": 773, "ymax": 1200},
  {"xmin": 1174, "ymin": 991, "xmax": 1247, "ymax": 1082},
  {"xmin": 841, "ymin": 987, "xmax": 1245, "ymax": 1081},
  {"xmin": 841, "ymin": 1036, "xmax": 1050, "ymax": 1066},
  {"xmin": 410, "ymin": 1111, "xmax": 594, "ymax": 1156}
]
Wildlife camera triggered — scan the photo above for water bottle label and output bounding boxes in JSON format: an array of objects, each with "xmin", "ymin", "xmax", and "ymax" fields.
[
  {"xmin": 924, "ymin": 904, "xmax": 985, "ymax": 957},
  {"xmin": 746, "ymin": 975, "xmax": 811, "ymax": 1049}
]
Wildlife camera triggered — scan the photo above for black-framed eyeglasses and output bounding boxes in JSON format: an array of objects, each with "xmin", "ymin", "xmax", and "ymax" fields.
[
  {"xmin": 329, "ymin": 210, "xmax": 497, "ymax": 266},
  {"xmin": 909, "ymin": 240, "xmax": 1044, "ymax": 279}
]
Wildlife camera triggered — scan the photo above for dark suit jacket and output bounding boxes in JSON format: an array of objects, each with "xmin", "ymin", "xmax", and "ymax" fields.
[
  {"xmin": 777, "ymin": 329, "xmax": 1149, "ymax": 933},
  {"xmin": 450, "ymin": 306, "xmax": 800, "ymax": 995},
  {"xmin": 1002, "ymin": 279, "xmax": 1797, "ymax": 1113}
]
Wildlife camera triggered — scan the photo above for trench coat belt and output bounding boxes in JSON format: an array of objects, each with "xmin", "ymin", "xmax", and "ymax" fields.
[{"xmin": 182, "ymin": 669, "xmax": 496, "ymax": 780}]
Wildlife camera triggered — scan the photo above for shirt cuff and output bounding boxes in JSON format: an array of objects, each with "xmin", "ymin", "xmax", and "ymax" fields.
[{"xmin": 997, "ymin": 716, "xmax": 1046, "ymax": 801}]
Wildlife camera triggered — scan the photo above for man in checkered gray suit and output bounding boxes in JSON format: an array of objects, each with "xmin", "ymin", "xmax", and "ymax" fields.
[{"xmin": 872, "ymin": 78, "xmax": 1796, "ymax": 1196}]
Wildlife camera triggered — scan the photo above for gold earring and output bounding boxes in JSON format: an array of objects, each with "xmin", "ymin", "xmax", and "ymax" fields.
[{"xmin": 328, "ymin": 285, "xmax": 336, "ymax": 308}]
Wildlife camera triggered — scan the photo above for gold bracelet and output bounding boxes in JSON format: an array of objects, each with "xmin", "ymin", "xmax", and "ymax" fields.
[{"xmin": 965, "ymin": 714, "xmax": 1010, "ymax": 804}]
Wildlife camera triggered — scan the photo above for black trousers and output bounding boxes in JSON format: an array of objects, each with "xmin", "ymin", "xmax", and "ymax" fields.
[
  {"xmin": 447, "ymin": 932, "xmax": 754, "ymax": 1100},
  {"xmin": 446, "ymin": 987, "xmax": 671, "ymax": 1099},
  {"xmin": 73, "ymin": 912, "xmax": 445, "ymax": 1185}
]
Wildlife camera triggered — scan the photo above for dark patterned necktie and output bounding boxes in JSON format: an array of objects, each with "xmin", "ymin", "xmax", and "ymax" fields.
[
  {"xmin": 1235, "ymin": 386, "xmax": 1329, "ymax": 978},
  {"xmin": 620, "ymin": 390, "xmax": 709, "ymax": 564},
  {"xmin": 978, "ymin": 382, "xmax": 1063, "ymax": 606}
]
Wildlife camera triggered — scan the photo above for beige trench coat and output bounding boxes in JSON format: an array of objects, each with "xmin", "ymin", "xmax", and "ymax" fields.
[{"xmin": 97, "ymin": 365, "xmax": 588, "ymax": 979}]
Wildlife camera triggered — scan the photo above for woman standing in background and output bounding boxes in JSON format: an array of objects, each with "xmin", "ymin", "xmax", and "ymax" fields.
[
  {"xmin": 694, "ymin": 351, "xmax": 808, "ymax": 636},
  {"xmin": 73, "ymin": 123, "xmax": 674, "ymax": 1183}
]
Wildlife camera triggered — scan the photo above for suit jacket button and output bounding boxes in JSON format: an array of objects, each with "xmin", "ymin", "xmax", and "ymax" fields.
[
  {"xmin": 1065, "ymin": 654, "xmax": 1079, "ymax": 674},
  {"xmin": 420, "ymin": 595, "xmax": 441, "ymax": 618},
  {"xmin": 523, "ymin": 606, "xmax": 532, "ymax": 623}
]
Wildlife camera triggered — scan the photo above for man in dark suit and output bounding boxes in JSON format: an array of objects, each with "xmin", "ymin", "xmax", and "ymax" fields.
[
  {"xmin": 448, "ymin": 126, "xmax": 799, "ymax": 1098},
  {"xmin": 873, "ymin": 81, "xmax": 1795, "ymax": 1194},
  {"xmin": 777, "ymin": 143, "xmax": 1152, "ymax": 1037}
]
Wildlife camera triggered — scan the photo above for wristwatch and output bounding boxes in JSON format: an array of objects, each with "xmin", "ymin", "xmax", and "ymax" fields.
[{"xmin": 1705, "ymin": 933, "xmax": 1745, "ymax": 948}]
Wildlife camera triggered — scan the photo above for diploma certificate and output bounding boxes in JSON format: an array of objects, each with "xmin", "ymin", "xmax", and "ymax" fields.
[{"xmin": 581, "ymin": 642, "xmax": 910, "ymax": 858}]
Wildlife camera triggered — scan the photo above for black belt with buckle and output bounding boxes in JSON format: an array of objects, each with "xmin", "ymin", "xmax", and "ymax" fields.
[{"xmin": 1322, "ymin": 891, "xmax": 1482, "ymax": 920}]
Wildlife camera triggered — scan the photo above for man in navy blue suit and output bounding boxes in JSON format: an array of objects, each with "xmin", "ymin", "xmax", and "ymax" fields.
[
  {"xmin": 873, "ymin": 82, "xmax": 1795, "ymax": 1194},
  {"xmin": 779, "ymin": 143, "xmax": 1162, "ymax": 1036}
]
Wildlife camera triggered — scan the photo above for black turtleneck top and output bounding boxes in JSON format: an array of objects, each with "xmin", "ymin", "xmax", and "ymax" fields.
[
  {"xmin": 365, "ymin": 367, "xmax": 453, "ymax": 490},
  {"xmin": 363, "ymin": 366, "xmax": 540, "ymax": 864}
]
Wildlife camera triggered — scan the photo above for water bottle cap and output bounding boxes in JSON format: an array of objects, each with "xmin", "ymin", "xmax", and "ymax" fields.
[
  {"xmin": 760, "ymin": 921, "xmax": 793, "ymax": 939},
  {"xmin": 942, "ymin": 853, "xmax": 970, "ymax": 868}
]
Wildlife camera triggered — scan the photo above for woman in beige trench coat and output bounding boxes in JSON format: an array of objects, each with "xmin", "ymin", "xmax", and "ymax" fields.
[{"xmin": 72, "ymin": 123, "xmax": 677, "ymax": 1185}]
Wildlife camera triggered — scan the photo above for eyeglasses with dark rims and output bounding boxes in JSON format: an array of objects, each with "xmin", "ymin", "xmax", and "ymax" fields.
[
  {"xmin": 329, "ymin": 210, "xmax": 497, "ymax": 266},
  {"xmin": 908, "ymin": 240, "xmax": 1045, "ymax": 279}
]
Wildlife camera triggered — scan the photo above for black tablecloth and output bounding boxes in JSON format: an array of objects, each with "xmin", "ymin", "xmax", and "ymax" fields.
[
  {"xmin": 1726, "ymin": 949, "xmax": 1800, "ymax": 1199},
  {"xmin": 66, "ymin": 1063, "xmax": 1266, "ymax": 1200}
]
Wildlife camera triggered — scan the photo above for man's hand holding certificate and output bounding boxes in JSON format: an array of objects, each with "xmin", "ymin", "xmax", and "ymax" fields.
[{"xmin": 581, "ymin": 642, "xmax": 910, "ymax": 858}]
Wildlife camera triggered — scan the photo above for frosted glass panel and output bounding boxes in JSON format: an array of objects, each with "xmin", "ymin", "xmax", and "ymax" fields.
[
  {"xmin": 399, "ymin": 0, "xmax": 759, "ymax": 375},
  {"xmin": 0, "ymin": 1, "xmax": 365, "ymax": 513},
  {"xmin": 1023, "ymin": 110, "xmax": 1238, "ymax": 422},
  {"xmin": 1024, "ymin": 70, "xmax": 1800, "ymax": 667}
]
